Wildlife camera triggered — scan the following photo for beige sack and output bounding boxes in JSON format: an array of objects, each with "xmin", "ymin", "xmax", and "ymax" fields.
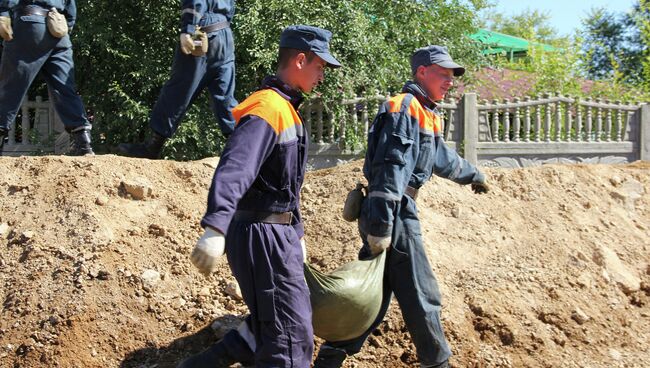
[{"xmin": 47, "ymin": 8, "xmax": 68, "ymax": 38}]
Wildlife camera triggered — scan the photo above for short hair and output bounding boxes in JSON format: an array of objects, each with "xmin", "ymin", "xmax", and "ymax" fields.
[{"xmin": 277, "ymin": 47, "xmax": 317, "ymax": 69}]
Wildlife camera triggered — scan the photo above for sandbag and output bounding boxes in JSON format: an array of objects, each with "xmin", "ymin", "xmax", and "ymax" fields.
[{"xmin": 305, "ymin": 251, "xmax": 386, "ymax": 342}]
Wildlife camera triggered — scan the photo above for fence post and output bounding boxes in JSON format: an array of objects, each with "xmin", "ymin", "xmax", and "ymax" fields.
[
  {"xmin": 641, "ymin": 103, "xmax": 650, "ymax": 161},
  {"xmin": 461, "ymin": 93, "xmax": 479, "ymax": 165}
]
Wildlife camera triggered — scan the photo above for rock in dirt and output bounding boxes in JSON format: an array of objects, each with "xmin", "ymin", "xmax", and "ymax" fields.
[
  {"xmin": 121, "ymin": 179, "xmax": 153, "ymax": 200},
  {"xmin": 141, "ymin": 269, "xmax": 161, "ymax": 291},
  {"xmin": 594, "ymin": 245, "xmax": 641, "ymax": 295},
  {"xmin": 0, "ymin": 223, "xmax": 9, "ymax": 237},
  {"xmin": 225, "ymin": 282, "xmax": 242, "ymax": 300},
  {"xmin": 571, "ymin": 307, "xmax": 590, "ymax": 325}
]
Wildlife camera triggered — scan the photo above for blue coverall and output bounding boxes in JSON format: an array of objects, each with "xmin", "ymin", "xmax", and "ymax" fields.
[
  {"xmin": 0, "ymin": 0, "xmax": 91, "ymax": 133},
  {"xmin": 149, "ymin": 0, "xmax": 236, "ymax": 138},
  {"xmin": 201, "ymin": 76, "xmax": 312, "ymax": 367},
  {"xmin": 319, "ymin": 82, "xmax": 486, "ymax": 367}
]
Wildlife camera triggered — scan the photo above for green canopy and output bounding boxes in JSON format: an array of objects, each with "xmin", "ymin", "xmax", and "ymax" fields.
[{"xmin": 469, "ymin": 29, "xmax": 557, "ymax": 59}]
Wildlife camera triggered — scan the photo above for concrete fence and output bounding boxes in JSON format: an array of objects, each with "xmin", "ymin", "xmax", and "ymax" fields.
[
  {"xmin": 301, "ymin": 93, "xmax": 649, "ymax": 169},
  {"xmin": 3, "ymin": 93, "xmax": 648, "ymax": 169},
  {"xmin": 1, "ymin": 95, "xmax": 69, "ymax": 156}
]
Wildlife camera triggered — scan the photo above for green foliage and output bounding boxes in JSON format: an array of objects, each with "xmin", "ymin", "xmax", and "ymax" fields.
[
  {"xmin": 72, "ymin": 0, "xmax": 488, "ymax": 159},
  {"xmin": 481, "ymin": 8, "xmax": 565, "ymax": 45},
  {"xmin": 73, "ymin": 0, "xmax": 179, "ymax": 151},
  {"xmin": 637, "ymin": 0, "xmax": 650, "ymax": 92},
  {"xmin": 477, "ymin": 2, "xmax": 650, "ymax": 103},
  {"xmin": 579, "ymin": 3, "xmax": 647, "ymax": 85}
]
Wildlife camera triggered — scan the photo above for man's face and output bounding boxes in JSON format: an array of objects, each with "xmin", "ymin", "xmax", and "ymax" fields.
[
  {"xmin": 295, "ymin": 54, "xmax": 327, "ymax": 93},
  {"xmin": 416, "ymin": 64, "xmax": 454, "ymax": 101}
]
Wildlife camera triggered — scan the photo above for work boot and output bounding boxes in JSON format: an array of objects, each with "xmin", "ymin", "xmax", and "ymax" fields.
[
  {"xmin": 0, "ymin": 127, "xmax": 7, "ymax": 155},
  {"xmin": 117, "ymin": 130, "xmax": 167, "ymax": 159},
  {"xmin": 313, "ymin": 346, "xmax": 347, "ymax": 368},
  {"xmin": 69, "ymin": 128, "xmax": 95, "ymax": 156},
  {"xmin": 176, "ymin": 342, "xmax": 237, "ymax": 368}
]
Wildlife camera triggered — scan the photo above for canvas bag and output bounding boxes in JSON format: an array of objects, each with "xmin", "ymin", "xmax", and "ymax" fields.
[{"xmin": 305, "ymin": 251, "xmax": 386, "ymax": 342}]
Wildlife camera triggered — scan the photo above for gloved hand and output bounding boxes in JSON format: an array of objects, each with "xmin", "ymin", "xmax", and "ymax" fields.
[
  {"xmin": 180, "ymin": 33, "xmax": 194, "ymax": 55},
  {"xmin": 471, "ymin": 181, "xmax": 490, "ymax": 194},
  {"xmin": 300, "ymin": 237, "xmax": 307, "ymax": 263},
  {"xmin": 0, "ymin": 16, "xmax": 13, "ymax": 41},
  {"xmin": 190, "ymin": 227, "xmax": 225, "ymax": 276},
  {"xmin": 367, "ymin": 234, "xmax": 391, "ymax": 255}
]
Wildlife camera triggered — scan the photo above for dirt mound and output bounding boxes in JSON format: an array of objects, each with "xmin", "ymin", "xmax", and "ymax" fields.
[{"xmin": 0, "ymin": 155, "xmax": 648, "ymax": 368}]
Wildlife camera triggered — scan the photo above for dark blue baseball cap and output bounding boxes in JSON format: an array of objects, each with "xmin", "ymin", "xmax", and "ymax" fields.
[
  {"xmin": 279, "ymin": 25, "xmax": 342, "ymax": 68},
  {"xmin": 410, "ymin": 45, "xmax": 465, "ymax": 76}
]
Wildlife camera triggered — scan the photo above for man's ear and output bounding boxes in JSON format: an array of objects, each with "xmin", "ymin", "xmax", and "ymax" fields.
[
  {"xmin": 416, "ymin": 65, "xmax": 427, "ymax": 79},
  {"xmin": 294, "ymin": 52, "xmax": 307, "ymax": 69}
]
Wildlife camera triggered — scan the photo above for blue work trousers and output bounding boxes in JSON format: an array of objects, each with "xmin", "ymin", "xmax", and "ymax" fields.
[
  {"xmin": 0, "ymin": 15, "xmax": 89, "ymax": 131},
  {"xmin": 150, "ymin": 27, "xmax": 236, "ymax": 138},
  {"xmin": 323, "ymin": 195, "xmax": 452, "ymax": 366},
  {"xmin": 220, "ymin": 220, "xmax": 313, "ymax": 367}
]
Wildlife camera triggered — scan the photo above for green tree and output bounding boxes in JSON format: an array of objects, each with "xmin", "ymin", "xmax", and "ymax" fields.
[
  {"xmin": 73, "ymin": 0, "xmax": 488, "ymax": 159},
  {"xmin": 635, "ymin": 0, "xmax": 650, "ymax": 91},
  {"xmin": 481, "ymin": 8, "xmax": 564, "ymax": 45},
  {"xmin": 579, "ymin": 2, "xmax": 647, "ymax": 84}
]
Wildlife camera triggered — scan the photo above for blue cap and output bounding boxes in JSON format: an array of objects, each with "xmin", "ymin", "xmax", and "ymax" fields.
[
  {"xmin": 279, "ymin": 25, "xmax": 342, "ymax": 68},
  {"xmin": 410, "ymin": 45, "xmax": 465, "ymax": 76}
]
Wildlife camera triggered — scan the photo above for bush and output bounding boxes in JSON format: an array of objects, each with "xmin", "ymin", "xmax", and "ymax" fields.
[{"xmin": 73, "ymin": 0, "xmax": 488, "ymax": 159}]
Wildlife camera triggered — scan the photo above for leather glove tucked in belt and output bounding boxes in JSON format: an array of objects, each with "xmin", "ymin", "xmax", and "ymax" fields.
[
  {"xmin": 367, "ymin": 234, "xmax": 391, "ymax": 255},
  {"xmin": 0, "ymin": 16, "xmax": 13, "ymax": 41},
  {"xmin": 190, "ymin": 227, "xmax": 225, "ymax": 276},
  {"xmin": 180, "ymin": 33, "xmax": 194, "ymax": 55},
  {"xmin": 471, "ymin": 181, "xmax": 490, "ymax": 194}
]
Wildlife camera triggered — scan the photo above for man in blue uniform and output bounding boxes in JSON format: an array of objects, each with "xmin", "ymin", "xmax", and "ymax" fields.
[
  {"xmin": 179, "ymin": 25, "xmax": 341, "ymax": 367},
  {"xmin": 313, "ymin": 45, "xmax": 490, "ymax": 368},
  {"xmin": 0, "ymin": 0, "xmax": 93, "ymax": 155},
  {"xmin": 118, "ymin": 0, "xmax": 237, "ymax": 159}
]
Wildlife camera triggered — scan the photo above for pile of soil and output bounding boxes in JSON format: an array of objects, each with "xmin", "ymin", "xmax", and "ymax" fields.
[{"xmin": 0, "ymin": 155, "xmax": 648, "ymax": 368}]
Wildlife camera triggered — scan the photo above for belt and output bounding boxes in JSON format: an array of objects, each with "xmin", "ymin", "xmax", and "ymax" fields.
[
  {"xmin": 405, "ymin": 186, "xmax": 419, "ymax": 200},
  {"xmin": 17, "ymin": 7, "xmax": 50, "ymax": 17},
  {"xmin": 233, "ymin": 210, "xmax": 293, "ymax": 225},
  {"xmin": 200, "ymin": 20, "xmax": 230, "ymax": 33}
]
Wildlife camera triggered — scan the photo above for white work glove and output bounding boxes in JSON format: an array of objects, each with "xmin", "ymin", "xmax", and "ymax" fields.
[
  {"xmin": 190, "ymin": 227, "xmax": 225, "ymax": 276},
  {"xmin": 367, "ymin": 234, "xmax": 391, "ymax": 255},
  {"xmin": 0, "ymin": 16, "xmax": 13, "ymax": 41},
  {"xmin": 300, "ymin": 237, "xmax": 307, "ymax": 263},
  {"xmin": 180, "ymin": 33, "xmax": 194, "ymax": 55}
]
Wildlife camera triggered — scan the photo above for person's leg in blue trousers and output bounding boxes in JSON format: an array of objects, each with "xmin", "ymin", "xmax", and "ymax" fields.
[
  {"xmin": 225, "ymin": 221, "xmax": 313, "ymax": 367},
  {"xmin": 316, "ymin": 196, "xmax": 452, "ymax": 367},
  {"xmin": 150, "ymin": 27, "xmax": 236, "ymax": 138},
  {"xmin": 0, "ymin": 17, "xmax": 91, "ymax": 155},
  {"xmin": 177, "ymin": 220, "xmax": 313, "ymax": 368}
]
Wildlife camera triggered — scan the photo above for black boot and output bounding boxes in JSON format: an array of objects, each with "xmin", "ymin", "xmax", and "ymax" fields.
[
  {"xmin": 69, "ymin": 128, "xmax": 95, "ymax": 156},
  {"xmin": 177, "ymin": 342, "xmax": 237, "ymax": 368},
  {"xmin": 0, "ymin": 127, "xmax": 7, "ymax": 156},
  {"xmin": 117, "ymin": 130, "xmax": 167, "ymax": 159},
  {"xmin": 313, "ymin": 346, "xmax": 347, "ymax": 368}
]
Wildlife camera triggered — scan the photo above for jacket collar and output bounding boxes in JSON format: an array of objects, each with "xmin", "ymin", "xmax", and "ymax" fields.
[
  {"xmin": 402, "ymin": 81, "xmax": 437, "ymax": 110},
  {"xmin": 260, "ymin": 75, "xmax": 304, "ymax": 109}
]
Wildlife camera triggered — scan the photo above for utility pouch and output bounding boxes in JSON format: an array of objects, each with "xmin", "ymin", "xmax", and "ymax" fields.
[
  {"xmin": 46, "ymin": 8, "xmax": 68, "ymax": 38},
  {"xmin": 191, "ymin": 28, "xmax": 208, "ymax": 56},
  {"xmin": 342, "ymin": 183, "xmax": 367, "ymax": 222}
]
